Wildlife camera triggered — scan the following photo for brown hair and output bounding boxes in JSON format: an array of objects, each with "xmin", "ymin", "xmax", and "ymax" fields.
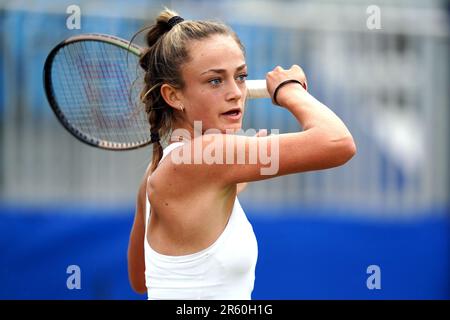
[{"xmin": 137, "ymin": 8, "xmax": 245, "ymax": 172}]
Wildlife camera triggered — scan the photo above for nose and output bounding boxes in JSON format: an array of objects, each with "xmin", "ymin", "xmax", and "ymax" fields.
[{"xmin": 225, "ymin": 79, "xmax": 243, "ymax": 102}]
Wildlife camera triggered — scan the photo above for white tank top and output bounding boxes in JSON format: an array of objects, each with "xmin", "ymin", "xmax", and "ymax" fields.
[{"xmin": 144, "ymin": 142, "xmax": 258, "ymax": 300}]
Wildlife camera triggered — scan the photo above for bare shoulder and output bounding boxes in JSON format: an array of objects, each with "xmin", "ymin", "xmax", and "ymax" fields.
[
  {"xmin": 148, "ymin": 138, "xmax": 224, "ymax": 191},
  {"xmin": 146, "ymin": 138, "xmax": 240, "ymax": 220},
  {"xmin": 146, "ymin": 140, "xmax": 222, "ymax": 204},
  {"xmin": 145, "ymin": 141, "xmax": 236, "ymax": 254}
]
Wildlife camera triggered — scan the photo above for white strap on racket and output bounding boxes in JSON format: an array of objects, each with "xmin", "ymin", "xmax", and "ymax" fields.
[{"xmin": 246, "ymin": 80, "xmax": 270, "ymax": 99}]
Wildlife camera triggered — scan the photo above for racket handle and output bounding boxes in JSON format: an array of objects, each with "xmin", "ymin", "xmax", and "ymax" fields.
[{"xmin": 246, "ymin": 80, "xmax": 270, "ymax": 99}]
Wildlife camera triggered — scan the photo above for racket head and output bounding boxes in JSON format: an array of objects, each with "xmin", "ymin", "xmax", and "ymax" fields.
[{"xmin": 43, "ymin": 33, "xmax": 151, "ymax": 150}]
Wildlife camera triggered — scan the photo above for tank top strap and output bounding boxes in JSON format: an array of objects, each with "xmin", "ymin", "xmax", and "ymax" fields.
[{"xmin": 160, "ymin": 141, "xmax": 186, "ymax": 163}]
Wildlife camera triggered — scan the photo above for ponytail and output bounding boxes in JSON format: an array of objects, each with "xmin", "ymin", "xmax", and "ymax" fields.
[{"xmin": 136, "ymin": 7, "xmax": 245, "ymax": 173}]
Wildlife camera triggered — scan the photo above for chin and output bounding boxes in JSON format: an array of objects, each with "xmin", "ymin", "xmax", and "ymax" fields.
[{"xmin": 223, "ymin": 123, "xmax": 242, "ymax": 134}]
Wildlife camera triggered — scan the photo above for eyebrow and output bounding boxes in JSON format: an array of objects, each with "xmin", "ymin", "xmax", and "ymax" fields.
[{"xmin": 200, "ymin": 64, "xmax": 247, "ymax": 75}]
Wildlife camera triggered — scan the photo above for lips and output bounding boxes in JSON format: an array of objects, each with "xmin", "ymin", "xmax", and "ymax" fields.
[{"xmin": 221, "ymin": 108, "xmax": 242, "ymax": 121}]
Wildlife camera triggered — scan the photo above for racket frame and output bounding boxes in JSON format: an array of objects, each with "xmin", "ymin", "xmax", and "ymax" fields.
[
  {"xmin": 43, "ymin": 34, "xmax": 148, "ymax": 150},
  {"xmin": 43, "ymin": 33, "xmax": 269, "ymax": 151}
]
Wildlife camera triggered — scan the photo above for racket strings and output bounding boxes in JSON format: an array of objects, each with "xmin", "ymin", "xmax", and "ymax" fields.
[{"xmin": 51, "ymin": 40, "xmax": 150, "ymax": 146}]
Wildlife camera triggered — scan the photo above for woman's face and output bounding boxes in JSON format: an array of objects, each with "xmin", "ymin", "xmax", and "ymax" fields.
[{"xmin": 179, "ymin": 34, "xmax": 247, "ymax": 134}]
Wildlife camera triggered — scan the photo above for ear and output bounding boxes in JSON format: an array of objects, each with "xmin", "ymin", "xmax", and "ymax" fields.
[{"xmin": 160, "ymin": 84, "xmax": 183, "ymax": 110}]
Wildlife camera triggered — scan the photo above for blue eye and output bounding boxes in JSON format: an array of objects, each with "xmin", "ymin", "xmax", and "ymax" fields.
[
  {"xmin": 237, "ymin": 73, "xmax": 248, "ymax": 82},
  {"xmin": 209, "ymin": 78, "xmax": 222, "ymax": 86}
]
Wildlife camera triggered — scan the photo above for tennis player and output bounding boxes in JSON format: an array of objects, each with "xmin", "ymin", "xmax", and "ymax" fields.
[{"xmin": 127, "ymin": 8, "xmax": 356, "ymax": 299}]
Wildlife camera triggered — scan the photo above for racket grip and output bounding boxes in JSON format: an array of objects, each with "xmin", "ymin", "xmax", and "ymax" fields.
[{"xmin": 246, "ymin": 80, "xmax": 270, "ymax": 99}]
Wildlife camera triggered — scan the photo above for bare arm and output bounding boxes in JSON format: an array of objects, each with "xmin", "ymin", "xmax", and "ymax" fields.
[
  {"xmin": 127, "ymin": 176, "xmax": 147, "ymax": 294},
  {"xmin": 236, "ymin": 129, "xmax": 268, "ymax": 195},
  {"xmin": 163, "ymin": 65, "xmax": 356, "ymax": 188}
]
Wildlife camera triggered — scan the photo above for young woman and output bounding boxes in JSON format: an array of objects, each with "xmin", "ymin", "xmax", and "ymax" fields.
[{"xmin": 127, "ymin": 8, "xmax": 356, "ymax": 300}]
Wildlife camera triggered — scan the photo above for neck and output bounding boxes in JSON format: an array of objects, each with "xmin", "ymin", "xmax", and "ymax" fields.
[{"xmin": 169, "ymin": 117, "xmax": 196, "ymax": 144}]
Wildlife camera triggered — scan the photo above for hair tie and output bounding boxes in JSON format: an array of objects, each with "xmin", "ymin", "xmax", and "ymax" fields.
[
  {"xmin": 150, "ymin": 131, "xmax": 160, "ymax": 143},
  {"xmin": 167, "ymin": 16, "xmax": 184, "ymax": 29}
]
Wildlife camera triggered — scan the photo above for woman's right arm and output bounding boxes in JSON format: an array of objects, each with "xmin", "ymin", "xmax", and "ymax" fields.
[
  {"xmin": 127, "ymin": 176, "xmax": 147, "ymax": 294},
  {"xmin": 162, "ymin": 65, "xmax": 356, "ymax": 188}
]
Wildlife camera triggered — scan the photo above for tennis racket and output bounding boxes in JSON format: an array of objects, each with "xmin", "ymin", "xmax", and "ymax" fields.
[{"xmin": 43, "ymin": 33, "xmax": 269, "ymax": 151}]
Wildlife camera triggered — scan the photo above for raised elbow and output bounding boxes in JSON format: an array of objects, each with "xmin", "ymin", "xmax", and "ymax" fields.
[{"xmin": 327, "ymin": 135, "xmax": 356, "ymax": 167}]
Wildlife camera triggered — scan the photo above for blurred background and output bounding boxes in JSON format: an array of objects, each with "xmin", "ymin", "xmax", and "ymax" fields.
[{"xmin": 0, "ymin": 0, "xmax": 449, "ymax": 299}]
